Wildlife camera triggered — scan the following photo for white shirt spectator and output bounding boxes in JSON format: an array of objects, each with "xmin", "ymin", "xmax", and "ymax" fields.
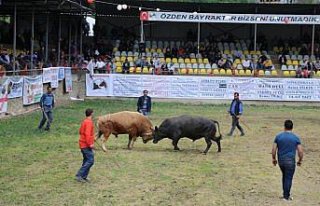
[
  {"xmin": 96, "ymin": 60, "xmax": 106, "ymax": 69},
  {"xmin": 242, "ymin": 59, "xmax": 252, "ymax": 69},
  {"xmin": 86, "ymin": 59, "xmax": 96, "ymax": 75},
  {"xmin": 154, "ymin": 58, "xmax": 161, "ymax": 69}
]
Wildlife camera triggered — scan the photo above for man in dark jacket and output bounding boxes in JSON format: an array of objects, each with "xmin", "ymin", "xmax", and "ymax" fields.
[
  {"xmin": 227, "ymin": 92, "xmax": 244, "ymax": 136},
  {"xmin": 38, "ymin": 86, "xmax": 55, "ymax": 131},
  {"xmin": 137, "ymin": 90, "xmax": 151, "ymax": 116}
]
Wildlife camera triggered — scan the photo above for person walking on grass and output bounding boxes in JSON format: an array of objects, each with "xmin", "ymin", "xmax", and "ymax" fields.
[
  {"xmin": 137, "ymin": 90, "xmax": 152, "ymax": 116},
  {"xmin": 272, "ymin": 120, "xmax": 304, "ymax": 201},
  {"xmin": 38, "ymin": 86, "xmax": 55, "ymax": 131},
  {"xmin": 76, "ymin": 108, "xmax": 95, "ymax": 183},
  {"xmin": 227, "ymin": 92, "xmax": 245, "ymax": 136}
]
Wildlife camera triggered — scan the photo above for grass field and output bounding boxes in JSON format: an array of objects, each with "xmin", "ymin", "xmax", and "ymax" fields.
[{"xmin": 0, "ymin": 99, "xmax": 320, "ymax": 206}]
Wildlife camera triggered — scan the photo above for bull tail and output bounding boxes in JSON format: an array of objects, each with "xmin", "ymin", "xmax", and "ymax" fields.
[{"xmin": 211, "ymin": 120, "xmax": 222, "ymax": 140}]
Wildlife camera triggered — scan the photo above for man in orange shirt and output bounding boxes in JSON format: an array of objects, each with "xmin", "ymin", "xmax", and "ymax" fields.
[{"xmin": 76, "ymin": 108, "xmax": 95, "ymax": 183}]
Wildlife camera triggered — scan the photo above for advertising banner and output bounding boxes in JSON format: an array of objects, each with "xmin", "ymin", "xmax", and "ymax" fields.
[{"xmin": 23, "ymin": 75, "xmax": 43, "ymax": 105}]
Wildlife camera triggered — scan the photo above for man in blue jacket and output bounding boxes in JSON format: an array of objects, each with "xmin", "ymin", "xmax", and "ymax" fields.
[
  {"xmin": 137, "ymin": 90, "xmax": 151, "ymax": 116},
  {"xmin": 227, "ymin": 92, "xmax": 245, "ymax": 136},
  {"xmin": 38, "ymin": 86, "xmax": 55, "ymax": 131}
]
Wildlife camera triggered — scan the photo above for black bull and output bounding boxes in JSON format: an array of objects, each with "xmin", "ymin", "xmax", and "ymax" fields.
[{"xmin": 153, "ymin": 115, "xmax": 222, "ymax": 154}]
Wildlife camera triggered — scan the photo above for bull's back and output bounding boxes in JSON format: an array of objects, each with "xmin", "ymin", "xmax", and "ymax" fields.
[
  {"xmin": 161, "ymin": 115, "xmax": 215, "ymax": 137},
  {"xmin": 98, "ymin": 111, "xmax": 152, "ymax": 134}
]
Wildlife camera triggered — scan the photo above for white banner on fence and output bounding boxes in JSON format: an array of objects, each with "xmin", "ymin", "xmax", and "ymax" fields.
[
  {"xmin": 23, "ymin": 75, "xmax": 43, "ymax": 105},
  {"xmin": 5, "ymin": 76, "xmax": 23, "ymax": 99},
  {"xmin": 42, "ymin": 67, "xmax": 59, "ymax": 88},
  {"xmin": 58, "ymin": 67, "xmax": 65, "ymax": 80},
  {"xmin": 86, "ymin": 74, "xmax": 112, "ymax": 96},
  {"xmin": 140, "ymin": 11, "xmax": 320, "ymax": 25},
  {"xmin": 0, "ymin": 81, "xmax": 10, "ymax": 113},
  {"xmin": 86, "ymin": 74, "xmax": 320, "ymax": 102},
  {"xmin": 65, "ymin": 68, "xmax": 73, "ymax": 93}
]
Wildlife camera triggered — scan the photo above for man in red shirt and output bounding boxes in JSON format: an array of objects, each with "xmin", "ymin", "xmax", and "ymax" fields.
[{"xmin": 76, "ymin": 108, "xmax": 95, "ymax": 183}]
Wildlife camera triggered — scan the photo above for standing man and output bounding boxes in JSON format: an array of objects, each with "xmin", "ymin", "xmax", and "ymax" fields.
[
  {"xmin": 272, "ymin": 120, "xmax": 303, "ymax": 201},
  {"xmin": 38, "ymin": 86, "xmax": 55, "ymax": 131},
  {"xmin": 137, "ymin": 90, "xmax": 151, "ymax": 116},
  {"xmin": 76, "ymin": 108, "xmax": 95, "ymax": 183},
  {"xmin": 227, "ymin": 92, "xmax": 245, "ymax": 136}
]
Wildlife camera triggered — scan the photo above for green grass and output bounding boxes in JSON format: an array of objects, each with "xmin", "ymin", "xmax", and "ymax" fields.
[{"xmin": 0, "ymin": 99, "xmax": 320, "ymax": 206}]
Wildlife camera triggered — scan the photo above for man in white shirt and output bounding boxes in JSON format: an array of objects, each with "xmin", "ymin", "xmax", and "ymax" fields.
[{"xmin": 96, "ymin": 57, "xmax": 106, "ymax": 73}]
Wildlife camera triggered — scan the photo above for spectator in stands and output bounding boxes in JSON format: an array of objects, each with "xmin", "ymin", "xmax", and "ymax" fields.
[
  {"xmin": 165, "ymin": 46, "xmax": 172, "ymax": 58},
  {"xmin": 96, "ymin": 57, "xmax": 106, "ymax": 73},
  {"xmin": 299, "ymin": 46, "xmax": 308, "ymax": 56},
  {"xmin": 242, "ymin": 59, "xmax": 253, "ymax": 70},
  {"xmin": 314, "ymin": 47, "xmax": 320, "ymax": 59},
  {"xmin": 122, "ymin": 58, "xmax": 130, "ymax": 74},
  {"xmin": 167, "ymin": 62, "xmax": 175, "ymax": 75},
  {"xmin": 86, "ymin": 57, "xmax": 96, "ymax": 76},
  {"xmin": 278, "ymin": 54, "xmax": 287, "ymax": 66},
  {"xmin": 171, "ymin": 46, "xmax": 178, "ymax": 58},
  {"xmin": 0, "ymin": 49, "xmax": 12, "ymax": 72},
  {"xmin": 217, "ymin": 58, "xmax": 225, "ymax": 69},
  {"xmin": 300, "ymin": 59, "xmax": 312, "ymax": 78},
  {"xmin": 161, "ymin": 62, "xmax": 169, "ymax": 74},
  {"xmin": 313, "ymin": 57, "xmax": 320, "ymax": 72},
  {"xmin": 257, "ymin": 54, "xmax": 267, "ymax": 69},
  {"xmin": 177, "ymin": 47, "xmax": 185, "ymax": 58},
  {"xmin": 264, "ymin": 59, "xmax": 273, "ymax": 70}
]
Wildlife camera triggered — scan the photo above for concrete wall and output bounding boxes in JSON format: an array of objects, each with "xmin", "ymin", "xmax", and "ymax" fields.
[{"xmin": 1, "ymin": 72, "xmax": 86, "ymax": 118}]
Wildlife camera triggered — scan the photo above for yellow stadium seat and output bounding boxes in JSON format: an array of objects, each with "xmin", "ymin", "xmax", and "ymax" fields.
[
  {"xmin": 256, "ymin": 51, "xmax": 261, "ymax": 55},
  {"xmin": 226, "ymin": 69, "xmax": 232, "ymax": 75},
  {"xmin": 157, "ymin": 48, "xmax": 162, "ymax": 53},
  {"xmin": 193, "ymin": 69, "xmax": 199, "ymax": 74},
  {"xmin": 172, "ymin": 58, "xmax": 178, "ymax": 63},
  {"xmin": 184, "ymin": 58, "xmax": 191, "ymax": 64},
  {"xmin": 258, "ymin": 70, "xmax": 264, "ymax": 76},
  {"xmin": 286, "ymin": 60, "xmax": 292, "ymax": 65},
  {"xmin": 116, "ymin": 62, "xmax": 122, "ymax": 67},
  {"xmin": 234, "ymin": 69, "xmax": 238, "ymax": 76},
  {"xmin": 135, "ymin": 67, "xmax": 142, "ymax": 73},
  {"xmin": 116, "ymin": 67, "xmax": 122, "ymax": 73},
  {"xmin": 160, "ymin": 58, "xmax": 165, "ymax": 62},
  {"xmin": 292, "ymin": 60, "xmax": 299, "ymax": 66},
  {"xmin": 142, "ymin": 67, "xmax": 149, "ymax": 74},
  {"xmin": 224, "ymin": 50, "xmax": 230, "ymax": 54},
  {"xmin": 317, "ymin": 71, "xmax": 320, "ymax": 77},
  {"xmin": 191, "ymin": 58, "xmax": 197, "ymax": 64},
  {"xmin": 213, "ymin": 69, "xmax": 219, "ymax": 75},
  {"xmin": 115, "ymin": 56, "xmax": 120, "ymax": 62},
  {"xmin": 239, "ymin": 70, "xmax": 245, "ymax": 76},
  {"xmin": 129, "ymin": 67, "xmax": 135, "ymax": 73},
  {"xmin": 198, "ymin": 58, "xmax": 203, "ymax": 64},
  {"xmin": 145, "ymin": 48, "xmax": 150, "ymax": 52},
  {"xmin": 203, "ymin": 58, "xmax": 209, "ymax": 64},
  {"xmin": 165, "ymin": 58, "xmax": 171, "ymax": 63},
  {"xmin": 234, "ymin": 59, "xmax": 241, "ymax": 64},
  {"xmin": 178, "ymin": 58, "xmax": 184, "ymax": 63},
  {"xmin": 283, "ymin": 71, "xmax": 290, "ymax": 76},
  {"xmin": 219, "ymin": 69, "xmax": 226, "ymax": 75},
  {"xmin": 243, "ymin": 50, "xmax": 249, "ymax": 55},
  {"xmin": 245, "ymin": 70, "xmax": 252, "ymax": 76},
  {"xmin": 206, "ymin": 69, "xmax": 212, "ymax": 75},
  {"xmin": 150, "ymin": 48, "xmax": 155, "ymax": 53},
  {"xmin": 271, "ymin": 70, "xmax": 278, "ymax": 76},
  {"xmin": 127, "ymin": 57, "xmax": 133, "ymax": 62},
  {"xmin": 120, "ymin": 56, "xmax": 126, "ymax": 62},
  {"xmin": 200, "ymin": 69, "xmax": 206, "ymax": 74},
  {"xmin": 188, "ymin": 69, "xmax": 194, "ymax": 74},
  {"xmin": 290, "ymin": 71, "xmax": 296, "ymax": 77},
  {"xmin": 180, "ymin": 68, "xmax": 187, "ymax": 74}
]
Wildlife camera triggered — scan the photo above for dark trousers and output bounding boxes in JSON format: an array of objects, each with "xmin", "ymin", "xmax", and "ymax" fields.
[
  {"xmin": 76, "ymin": 148, "xmax": 94, "ymax": 179},
  {"xmin": 279, "ymin": 159, "xmax": 296, "ymax": 199},
  {"xmin": 229, "ymin": 115, "xmax": 244, "ymax": 135},
  {"xmin": 38, "ymin": 110, "xmax": 53, "ymax": 130}
]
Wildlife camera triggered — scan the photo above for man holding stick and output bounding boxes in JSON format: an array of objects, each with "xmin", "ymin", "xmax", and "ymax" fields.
[
  {"xmin": 38, "ymin": 86, "xmax": 55, "ymax": 131},
  {"xmin": 227, "ymin": 92, "xmax": 245, "ymax": 136}
]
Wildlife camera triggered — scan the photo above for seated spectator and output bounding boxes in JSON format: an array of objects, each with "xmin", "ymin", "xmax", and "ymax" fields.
[
  {"xmin": 167, "ymin": 62, "xmax": 175, "ymax": 75},
  {"xmin": 161, "ymin": 63, "xmax": 168, "ymax": 74},
  {"xmin": 278, "ymin": 54, "xmax": 287, "ymax": 66},
  {"xmin": 95, "ymin": 57, "xmax": 106, "ymax": 73},
  {"xmin": 242, "ymin": 59, "xmax": 253, "ymax": 70},
  {"xmin": 153, "ymin": 56, "xmax": 161, "ymax": 73},
  {"xmin": 171, "ymin": 46, "xmax": 178, "ymax": 58},
  {"xmin": 177, "ymin": 47, "xmax": 185, "ymax": 58},
  {"xmin": 122, "ymin": 58, "xmax": 130, "ymax": 74},
  {"xmin": 313, "ymin": 57, "xmax": 320, "ymax": 72},
  {"xmin": 263, "ymin": 59, "xmax": 273, "ymax": 70},
  {"xmin": 165, "ymin": 46, "xmax": 171, "ymax": 58},
  {"xmin": 257, "ymin": 54, "xmax": 267, "ymax": 69},
  {"xmin": 217, "ymin": 58, "xmax": 225, "ymax": 68}
]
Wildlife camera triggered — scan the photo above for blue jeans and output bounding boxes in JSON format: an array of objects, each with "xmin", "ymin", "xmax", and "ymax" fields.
[
  {"xmin": 38, "ymin": 109, "xmax": 53, "ymax": 130},
  {"xmin": 76, "ymin": 148, "xmax": 94, "ymax": 179},
  {"xmin": 279, "ymin": 158, "xmax": 296, "ymax": 199},
  {"xmin": 140, "ymin": 109, "xmax": 149, "ymax": 116}
]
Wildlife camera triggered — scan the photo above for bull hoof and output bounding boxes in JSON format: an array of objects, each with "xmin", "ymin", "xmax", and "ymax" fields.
[
  {"xmin": 202, "ymin": 152, "xmax": 207, "ymax": 155},
  {"xmin": 174, "ymin": 148, "xmax": 180, "ymax": 151},
  {"xmin": 127, "ymin": 147, "xmax": 132, "ymax": 150}
]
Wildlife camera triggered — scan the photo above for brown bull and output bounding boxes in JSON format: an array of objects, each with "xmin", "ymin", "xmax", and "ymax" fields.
[{"xmin": 96, "ymin": 111, "xmax": 154, "ymax": 151}]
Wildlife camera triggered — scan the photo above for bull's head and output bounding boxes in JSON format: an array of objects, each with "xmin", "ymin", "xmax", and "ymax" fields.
[
  {"xmin": 153, "ymin": 126, "xmax": 165, "ymax": 144},
  {"xmin": 141, "ymin": 127, "xmax": 155, "ymax": 144}
]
